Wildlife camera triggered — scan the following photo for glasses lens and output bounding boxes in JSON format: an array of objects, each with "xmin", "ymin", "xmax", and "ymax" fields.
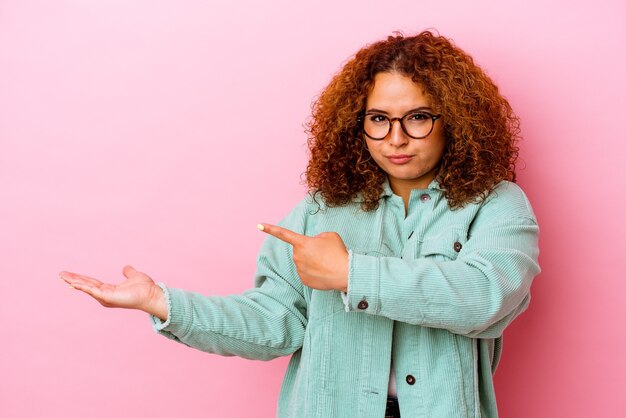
[
  {"xmin": 402, "ymin": 112, "xmax": 433, "ymax": 138},
  {"xmin": 363, "ymin": 114, "xmax": 389, "ymax": 139},
  {"xmin": 363, "ymin": 112, "xmax": 434, "ymax": 139}
]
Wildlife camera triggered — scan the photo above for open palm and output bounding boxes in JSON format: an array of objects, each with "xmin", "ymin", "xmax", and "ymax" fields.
[{"xmin": 60, "ymin": 265, "xmax": 160, "ymax": 312}]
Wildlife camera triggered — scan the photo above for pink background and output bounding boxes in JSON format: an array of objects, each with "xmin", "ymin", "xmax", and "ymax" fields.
[{"xmin": 1, "ymin": 0, "xmax": 624, "ymax": 417}]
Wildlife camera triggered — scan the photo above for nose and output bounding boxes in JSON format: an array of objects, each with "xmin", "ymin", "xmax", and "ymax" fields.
[{"xmin": 387, "ymin": 119, "xmax": 409, "ymax": 146}]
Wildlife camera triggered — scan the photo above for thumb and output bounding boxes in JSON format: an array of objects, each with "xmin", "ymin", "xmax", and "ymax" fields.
[{"xmin": 122, "ymin": 265, "xmax": 139, "ymax": 278}]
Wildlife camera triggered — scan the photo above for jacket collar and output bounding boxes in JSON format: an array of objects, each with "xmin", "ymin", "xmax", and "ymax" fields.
[
  {"xmin": 380, "ymin": 176, "xmax": 443, "ymax": 197},
  {"xmin": 355, "ymin": 176, "xmax": 443, "ymax": 202}
]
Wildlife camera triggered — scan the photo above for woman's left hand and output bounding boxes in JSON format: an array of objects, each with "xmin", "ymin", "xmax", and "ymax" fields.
[{"xmin": 258, "ymin": 223, "xmax": 349, "ymax": 292}]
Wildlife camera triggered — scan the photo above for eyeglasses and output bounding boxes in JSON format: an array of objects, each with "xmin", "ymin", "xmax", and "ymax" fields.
[{"xmin": 359, "ymin": 111, "xmax": 442, "ymax": 140}]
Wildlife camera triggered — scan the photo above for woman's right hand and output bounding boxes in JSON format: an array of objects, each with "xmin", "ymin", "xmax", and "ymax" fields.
[{"xmin": 59, "ymin": 265, "xmax": 168, "ymax": 321}]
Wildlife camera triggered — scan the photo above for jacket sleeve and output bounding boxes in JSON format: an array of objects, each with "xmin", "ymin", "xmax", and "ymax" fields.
[
  {"xmin": 344, "ymin": 183, "xmax": 541, "ymax": 339},
  {"xmin": 148, "ymin": 198, "xmax": 310, "ymax": 361}
]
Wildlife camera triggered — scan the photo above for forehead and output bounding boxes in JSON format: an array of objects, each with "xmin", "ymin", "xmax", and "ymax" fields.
[{"xmin": 366, "ymin": 72, "xmax": 431, "ymax": 110}]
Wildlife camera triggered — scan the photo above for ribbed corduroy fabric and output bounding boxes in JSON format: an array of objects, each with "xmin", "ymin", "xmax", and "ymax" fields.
[{"xmin": 151, "ymin": 177, "xmax": 540, "ymax": 418}]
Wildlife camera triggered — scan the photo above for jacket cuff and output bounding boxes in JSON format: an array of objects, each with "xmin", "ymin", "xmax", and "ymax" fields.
[
  {"xmin": 345, "ymin": 251, "xmax": 380, "ymax": 314},
  {"xmin": 149, "ymin": 283, "xmax": 192, "ymax": 336}
]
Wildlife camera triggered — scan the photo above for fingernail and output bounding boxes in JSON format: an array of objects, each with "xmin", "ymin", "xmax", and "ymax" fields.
[{"xmin": 257, "ymin": 224, "xmax": 265, "ymax": 231}]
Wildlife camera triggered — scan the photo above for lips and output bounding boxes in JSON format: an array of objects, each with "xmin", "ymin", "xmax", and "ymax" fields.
[{"xmin": 387, "ymin": 154, "xmax": 413, "ymax": 164}]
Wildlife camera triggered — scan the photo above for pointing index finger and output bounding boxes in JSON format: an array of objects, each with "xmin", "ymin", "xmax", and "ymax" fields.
[{"xmin": 257, "ymin": 223, "xmax": 306, "ymax": 246}]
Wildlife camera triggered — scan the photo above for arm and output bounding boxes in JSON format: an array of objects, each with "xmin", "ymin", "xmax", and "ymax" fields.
[
  {"xmin": 345, "ymin": 187, "xmax": 540, "ymax": 338},
  {"xmin": 151, "ymin": 199, "xmax": 310, "ymax": 360}
]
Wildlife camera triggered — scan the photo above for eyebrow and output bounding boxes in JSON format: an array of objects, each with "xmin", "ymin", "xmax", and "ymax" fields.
[{"xmin": 366, "ymin": 107, "xmax": 433, "ymax": 114}]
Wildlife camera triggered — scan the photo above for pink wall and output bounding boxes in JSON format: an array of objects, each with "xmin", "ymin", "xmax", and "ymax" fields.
[{"xmin": 1, "ymin": 1, "xmax": 624, "ymax": 417}]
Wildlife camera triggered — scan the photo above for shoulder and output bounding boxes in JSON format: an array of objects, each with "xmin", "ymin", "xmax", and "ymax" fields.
[
  {"xmin": 275, "ymin": 193, "xmax": 329, "ymax": 232},
  {"xmin": 278, "ymin": 192, "xmax": 371, "ymax": 236},
  {"xmin": 288, "ymin": 191, "xmax": 363, "ymax": 217},
  {"xmin": 477, "ymin": 180, "xmax": 538, "ymax": 223}
]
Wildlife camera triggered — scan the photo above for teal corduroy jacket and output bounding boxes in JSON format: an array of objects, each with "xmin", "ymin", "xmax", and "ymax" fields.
[{"xmin": 151, "ymin": 178, "xmax": 540, "ymax": 418}]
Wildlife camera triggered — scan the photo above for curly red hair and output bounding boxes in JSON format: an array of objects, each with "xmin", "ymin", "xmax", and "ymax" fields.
[{"xmin": 304, "ymin": 30, "xmax": 520, "ymax": 211}]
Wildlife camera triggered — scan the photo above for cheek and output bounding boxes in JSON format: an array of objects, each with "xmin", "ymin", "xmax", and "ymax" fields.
[
  {"xmin": 365, "ymin": 141, "xmax": 384, "ymax": 163},
  {"xmin": 434, "ymin": 140, "xmax": 447, "ymax": 159},
  {"xmin": 427, "ymin": 134, "xmax": 447, "ymax": 161}
]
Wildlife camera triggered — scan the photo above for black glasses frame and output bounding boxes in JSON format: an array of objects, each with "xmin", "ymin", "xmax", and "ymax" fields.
[{"xmin": 358, "ymin": 111, "xmax": 442, "ymax": 140}]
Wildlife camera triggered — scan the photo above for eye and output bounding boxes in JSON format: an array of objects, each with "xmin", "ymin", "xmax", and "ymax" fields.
[
  {"xmin": 366, "ymin": 114, "xmax": 388, "ymax": 124},
  {"xmin": 406, "ymin": 112, "xmax": 430, "ymax": 121}
]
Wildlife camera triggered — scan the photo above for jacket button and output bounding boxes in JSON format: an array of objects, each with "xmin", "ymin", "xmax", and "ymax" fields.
[
  {"xmin": 420, "ymin": 193, "xmax": 431, "ymax": 202},
  {"xmin": 357, "ymin": 300, "xmax": 369, "ymax": 310},
  {"xmin": 453, "ymin": 242, "xmax": 462, "ymax": 252},
  {"xmin": 406, "ymin": 374, "xmax": 416, "ymax": 385}
]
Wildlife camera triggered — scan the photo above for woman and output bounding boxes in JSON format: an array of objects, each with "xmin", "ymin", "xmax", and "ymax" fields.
[{"xmin": 60, "ymin": 30, "xmax": 540, "ymax": 417}]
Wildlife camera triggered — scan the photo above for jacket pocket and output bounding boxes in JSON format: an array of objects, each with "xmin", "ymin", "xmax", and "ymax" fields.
[{"xmin": 419, "ymin": 229, "xmax": 466, "ymax": 261}]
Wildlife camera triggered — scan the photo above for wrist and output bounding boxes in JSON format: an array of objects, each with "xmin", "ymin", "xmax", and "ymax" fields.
[
  {"xmin": 143, "ymin": 283, "xmax": 168, "ymax": 321},
  {"xmin": 338, "ymin": 251, "xmax": 349, "ymax": 293}
]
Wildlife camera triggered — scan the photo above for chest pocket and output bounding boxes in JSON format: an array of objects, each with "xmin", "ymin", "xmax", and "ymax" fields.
[{"xmin": 419, "ymin": 229, "xmax": 466, "ymax": 261}]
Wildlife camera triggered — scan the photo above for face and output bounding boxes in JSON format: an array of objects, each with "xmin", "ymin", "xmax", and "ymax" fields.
[{"xmin": 364, "ymin": 72, "xmax": 446, "ymax": 193}]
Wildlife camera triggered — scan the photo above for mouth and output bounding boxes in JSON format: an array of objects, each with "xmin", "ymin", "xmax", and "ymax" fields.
[{"xmin": 386, "ymin": 154, "xmax": 414, "ymax": 164}]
